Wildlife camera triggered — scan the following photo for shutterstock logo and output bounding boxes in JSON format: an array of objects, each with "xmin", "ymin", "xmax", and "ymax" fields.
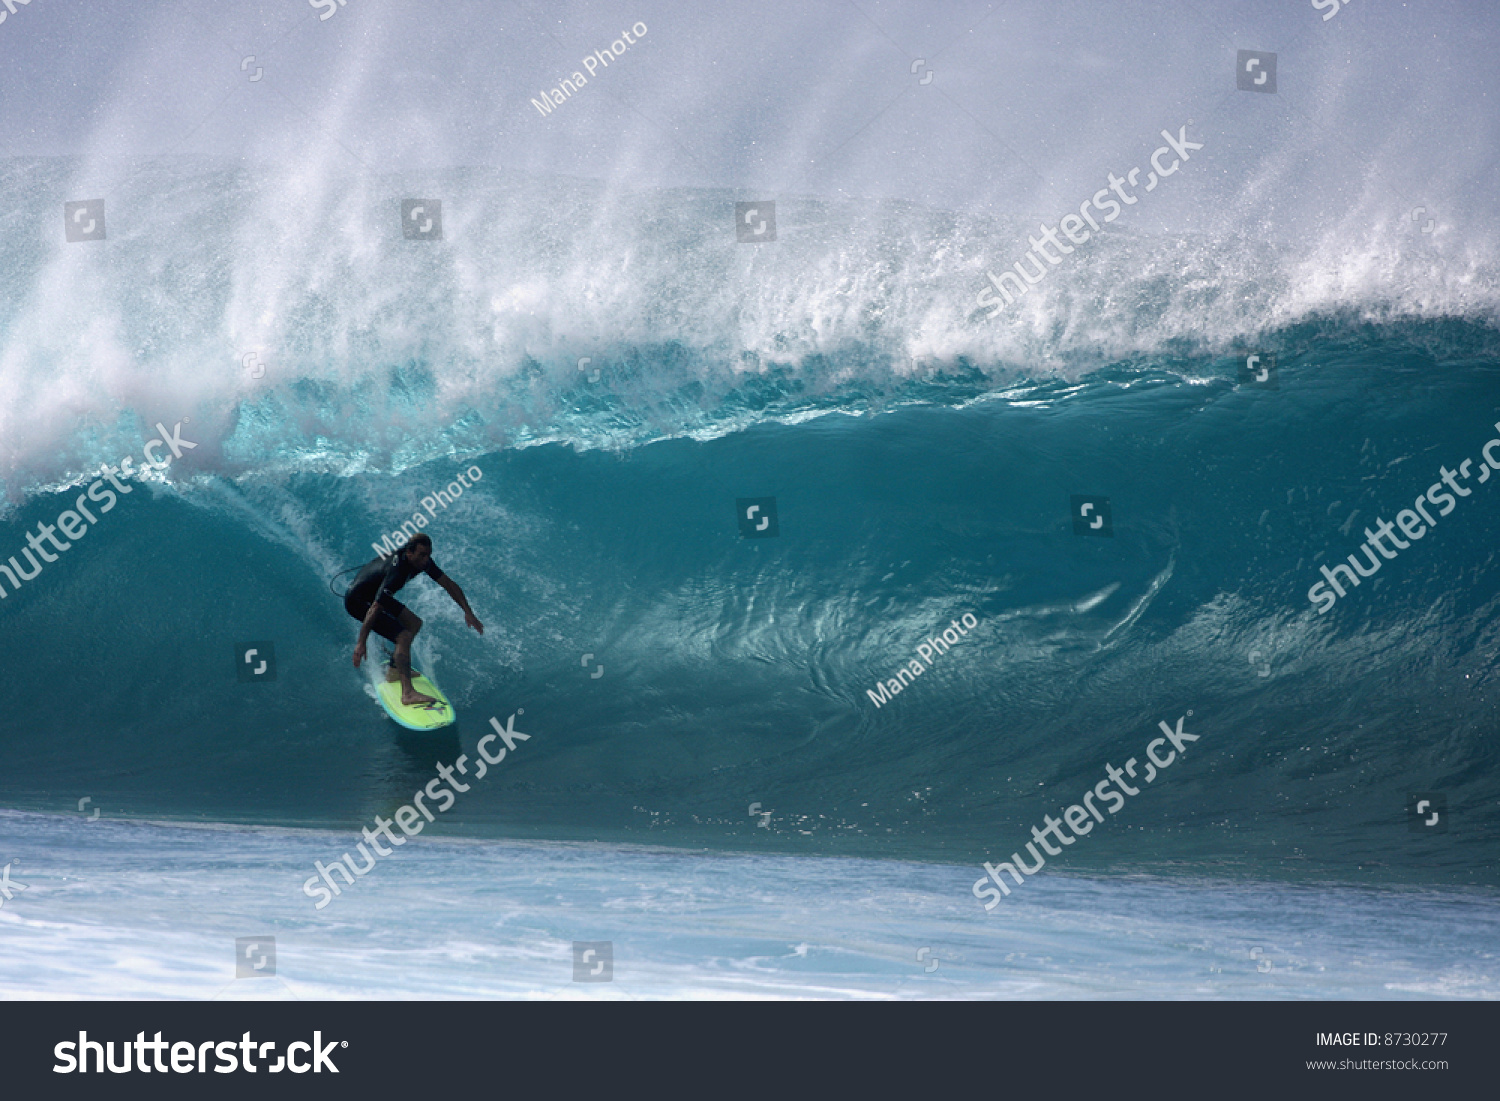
[
  {"xmin": 1071, "ymin": 495, "xmax": 1112, "ymax": 536},
  {"xmin": 304, "ymin": 712, "xmax": 534, "ymax": 908},
  {"xmin": 64, "ymin": 199, "xmax": 106, "ymax": 242},
  {"xmin": 54, "ymin": 1030, "xmax": 346, "ymax": 1074},
  {"xmin": 735, "ymin": 201, "xmax": 776, "ymax": 242},
  {"xmin": 0, "ymin": 0, "xmax": 43, "ymax": 29},
  {"xmin": 402, "ymin": 199, "xmax": 442, "ymax": 240},
  {"xmin": 976, "ymin": 122, "xmax": 1202, "ymax": 318},
  {"xmin": 1239, "ymin": 352, "xmax": 1278, "ymax": 388},
  {"xmin": 1307, "ymin": 421, "xmax": 1500, "ymax": 614},
  {"xmin": 236, "ymin": 641, "xmax": 277, "ymax": 682},
  {"xmin": 1407, "ymin": 793, "xmax": 1447, "ymax": 833},
  {"xmin": 973, "ymin": 713, "xmax": 1205, "ymax": 908},
  {"xmin": 1237, "ymin": 50, "xmax": 1277, "ymax": 93},
  {"xmin": 573, "ymin": 941, "xmax": 613, "ymax": 982},
  {"xmin": 737, "ymin": 497, "xmax": 779, "ymax": 538},
  {"xmin": 236, "ymin": 936, "xmax": 277, "ymax": 977}
]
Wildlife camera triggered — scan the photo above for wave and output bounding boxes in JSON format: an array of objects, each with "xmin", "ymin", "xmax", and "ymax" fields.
[{"xmin": 1, "ymin": 315, "xmax": 1498, "ymax": 886}]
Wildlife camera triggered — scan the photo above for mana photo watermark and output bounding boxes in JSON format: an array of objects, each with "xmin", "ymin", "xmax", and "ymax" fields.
[
  {"xmin": 371, "ymin": 465, "xmax": 483, "ymax": 558},
  {"xmin": 531, "ymin": 22, "xmax": 648, "ymax": 117},
  {"xmin": 866, "ymin": 613, "xmax": 980, "ymax": 708}
]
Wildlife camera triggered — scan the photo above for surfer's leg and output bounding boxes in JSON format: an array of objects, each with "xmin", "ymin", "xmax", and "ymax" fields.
[
  {"xmin": 393, "ymin": 609, "xmax": 435, "ymax": 706},
  {"xmin": 364, "ymin": 612, "xmax": 405, "ymax": 681},
  {"xmin": 373, "ymin": 603, "xmax": 420, "ymax": 681}
]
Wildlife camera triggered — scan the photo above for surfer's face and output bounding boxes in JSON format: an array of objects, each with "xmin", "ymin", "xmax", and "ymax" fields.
[{"xmin": 407, "ymin": 545, "xmax": 432, "ymax": 569}]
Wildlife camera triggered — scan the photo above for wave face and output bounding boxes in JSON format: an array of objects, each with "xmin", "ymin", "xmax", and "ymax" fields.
[{"xmin": 2, "ymin": 313, "xmax": 1499, "ymax": 885}]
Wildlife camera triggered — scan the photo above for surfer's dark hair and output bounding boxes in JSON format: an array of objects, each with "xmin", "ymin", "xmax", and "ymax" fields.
[{"xmin": 405, "ymin": 533, "xmax": 433, "ymax": 552}]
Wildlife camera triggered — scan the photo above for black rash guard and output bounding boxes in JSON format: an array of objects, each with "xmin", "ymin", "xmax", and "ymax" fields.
[{"xmin": 345, "ymin": 552, "xmax": 447, "ymax": 612}]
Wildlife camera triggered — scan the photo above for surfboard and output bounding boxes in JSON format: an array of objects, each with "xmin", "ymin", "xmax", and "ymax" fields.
[{"xmin": 375, "ymin": 667, "xmax": 456, "ymax": 730}]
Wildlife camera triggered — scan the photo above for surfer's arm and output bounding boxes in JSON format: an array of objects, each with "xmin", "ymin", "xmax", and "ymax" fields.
[{"xmin": 437, "ymin": 575, "xmax": 484, "ymax": 634}]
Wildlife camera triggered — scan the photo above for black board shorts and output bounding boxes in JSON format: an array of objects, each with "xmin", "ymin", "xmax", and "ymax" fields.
[{"xmin": 345, "ymin": 594, "xmax": 409, "ymax": 644}]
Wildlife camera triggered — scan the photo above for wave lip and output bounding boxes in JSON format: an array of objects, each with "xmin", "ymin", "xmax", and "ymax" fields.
[{"xmin": 4, "ymin": 150, "xmax": 1499, "ymax": 493}]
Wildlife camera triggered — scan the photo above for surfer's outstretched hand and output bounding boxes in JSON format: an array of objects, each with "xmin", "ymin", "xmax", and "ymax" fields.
[
  {"xmin": 465, "ymin": 612, "xmax": 485, "ymax": 635},
  {"xmin": 353, "ymin": 642, "xmax": 366, "ymax": 668}
]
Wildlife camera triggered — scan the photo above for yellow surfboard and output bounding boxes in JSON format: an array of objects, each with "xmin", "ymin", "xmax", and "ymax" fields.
[{"xmin": 375, "ymin": 669, "xmax": 456, "ymax": 730}]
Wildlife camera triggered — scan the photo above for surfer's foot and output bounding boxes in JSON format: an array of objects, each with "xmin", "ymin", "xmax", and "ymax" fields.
[{"xmin": 402, "ymin": 690, "xmax": 437, "ymax": 706}]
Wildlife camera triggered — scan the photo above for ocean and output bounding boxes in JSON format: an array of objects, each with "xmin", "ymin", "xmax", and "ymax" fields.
[{"xmin": 1, "ymin": 0, "xmax": 1497, "ymax": 1000}]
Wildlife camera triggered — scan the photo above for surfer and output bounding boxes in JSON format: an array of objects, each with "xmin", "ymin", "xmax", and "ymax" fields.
[{"xmin": 345, "ymin": 533, "xmax": 484, "ymax": 705}]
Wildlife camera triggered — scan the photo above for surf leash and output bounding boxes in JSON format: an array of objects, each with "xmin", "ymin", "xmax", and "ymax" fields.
[{"xmin": 328, "ymin": 564, "xmax": 363, "ymax": 598}]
